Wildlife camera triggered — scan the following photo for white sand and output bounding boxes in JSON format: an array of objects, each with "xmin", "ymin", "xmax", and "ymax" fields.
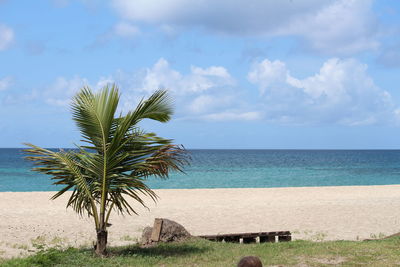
[{"xmin": 1, "ymin": 185, "xmax": 400, "ymax": 258}]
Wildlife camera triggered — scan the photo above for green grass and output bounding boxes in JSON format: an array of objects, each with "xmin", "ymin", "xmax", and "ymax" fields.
[{"xmin": 2, "ymin": 237, "xmax": 400, "ymax": 267}]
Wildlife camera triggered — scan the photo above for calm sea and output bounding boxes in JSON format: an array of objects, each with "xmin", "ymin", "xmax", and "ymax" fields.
[{"xmin": 1, "ymin": 148, "xmax": 400, "ymax": 192}]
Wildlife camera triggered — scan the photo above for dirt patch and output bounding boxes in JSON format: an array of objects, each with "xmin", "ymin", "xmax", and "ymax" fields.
[{"xmin": 313, "ymin": 256, "xmax": 347, "ymax": 265}]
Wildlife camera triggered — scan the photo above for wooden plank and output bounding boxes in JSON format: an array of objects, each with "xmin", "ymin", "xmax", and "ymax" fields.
[
  {"xmin": 200, "ymin": 232, "xmax": 289, "ymax": 238},
  {"xmin": 259, "ymin": 235, "xmax": 276, "ymax": 243},
  {"xmin": 224, "ymin": 236, "xmax": 241, "ymax": 243},
  {"xmin": 242, "ymin": 237, "xmax": 257, "ymax": 244},
  {"xmin": 241, "ymin": 233, "xmax": 258, "ymax": 238},
  {"xmin": 278, "ymin": 235, "xmax": 291, "ymax": 242},
  {"xmin": 198, "ymin": 231, "xmax": 291, "ymax": 243},
  {"xmin": 277, "ymin": 231, "xmax": 290, "ymax": 235},
  {"xmin": 150, "ymin": 218, "xmax": 163, "ymax": 242}
]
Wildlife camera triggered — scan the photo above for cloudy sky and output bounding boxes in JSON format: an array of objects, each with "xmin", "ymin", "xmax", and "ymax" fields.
[{"xmin": 1, "ymin": 0, "xmax": 400, "ymax": 148}]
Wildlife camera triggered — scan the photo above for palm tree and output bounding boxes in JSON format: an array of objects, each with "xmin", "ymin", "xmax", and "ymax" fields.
[{"xmin": 24, "ymin": 84, "xmax": 189, "ymax": 256}]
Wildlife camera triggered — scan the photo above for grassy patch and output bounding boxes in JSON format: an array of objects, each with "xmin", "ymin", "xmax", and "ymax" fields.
[{"xmin": 1, "ymin": 237, "xmax": 400, "ymax": 267}]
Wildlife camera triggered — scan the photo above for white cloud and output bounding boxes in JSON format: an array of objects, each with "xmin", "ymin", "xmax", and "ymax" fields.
[
  {"xmin": 0, "ymin": 24, "xmax": 14, "ymax": 51},
  {"xmin": 202, "ymin": 111, "xmax": 262, "ymax": 122},
  {"xmin": 89, "ymin": 21, "xmax": 140, "ymax": 48},
  {"xmin": 111, "ymin": 0, "xmax": 378, "ymax": 54},
  {"xmin": 2, "ymin": 75, "xmax": 115, "ymax": 106},
  {"xmin": 189, "ymin": 94, "xmax": 233, "ymax": 114},
  {"xmin": 44, "ymin": 76, "xmax": 114, "ymax": 106},
  {"xmin": 33, "ymin": 57, "xmax": 398, "ymax": 125},
  {"xmin": 39, "ymin": 59, "xmax": 239, "ymax": 120},
  {"xmin": 114, "ymin": 22, "xmax": 140, "ymax": 38},
  {"xmin": 0, "ymin": 76, "xmax": 12, "ymax": 91},
  {"xmin": 123, "ymin": 59, "xmax": 264, "ymax": 121},
  {"xmin": 2, "ymin": 90, "xmax": 38, "ymax": 105},
  {"xmin": 275, "ymin": 0, "xmax": 378, "ymax": 54},
  {"xmin": 111, "ymin": 0, "xmax": 324, "ymax": 29},
  {"xmin": 44, "ymin": 76, "xmax": 89, "ymax": 106},
  {"xmin": 10, "ymin": 55, "xmax": 399, "ymax": 125},
  {"xmin": 247, "ymin": 59, "xmax": 288, "ymax": 95},
  {"xmin": 139, "ymin": 58, "xmax": 234, "ymax": 95},
  {"xmin": 248, "ymin": 57, "xmax": 396, "ymax": 125},
  {"xmin": 190, "ymin": 66, "xmax": 231, "ymax": 79},
  {"xmin": 189, "ymin": 95, "xmax": 214, "ymax": 113},
  {"xmin": 95, "ymin": 76, "xmax": 115, "ymax": 89},
  {"xmin": 118, "ymin": 58, "xmax": 239, "ymax": 116}
]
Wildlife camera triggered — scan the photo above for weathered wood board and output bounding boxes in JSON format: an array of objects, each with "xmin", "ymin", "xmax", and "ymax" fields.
[
  {"xmin": 198, "ymin": 231, "xmax": 291, "ymax": 243},
  {"xmin": 150, "ymin": 218, "xmax": 163, "ymax": 242}
]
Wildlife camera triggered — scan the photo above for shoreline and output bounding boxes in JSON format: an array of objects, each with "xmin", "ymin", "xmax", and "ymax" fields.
[
  {"xmin": 2, "ymin": 183, "xmax": 400, "ymax": 193},
  {"xmin": 1, "ymin": 185, "xmax": 400, "ymax": 258}
]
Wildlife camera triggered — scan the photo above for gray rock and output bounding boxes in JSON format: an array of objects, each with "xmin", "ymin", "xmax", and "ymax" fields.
[
  {"xmin": 141, "ymin": 218, "xmax": 191, "ymax": 245},
  {"xmin": 141, "ymin": 226, "xmax": 153, "ymax": 245}
]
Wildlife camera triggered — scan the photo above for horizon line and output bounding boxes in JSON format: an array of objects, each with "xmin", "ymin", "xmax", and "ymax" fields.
[{"xmin": 3, "ymin": 147, "xmax": 400, "ymax": 151}]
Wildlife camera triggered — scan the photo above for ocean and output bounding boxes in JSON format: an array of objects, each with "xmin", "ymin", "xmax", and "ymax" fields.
[{"xmin": 1, "ymin": 148, "xmax": 400, "ymax": 192}]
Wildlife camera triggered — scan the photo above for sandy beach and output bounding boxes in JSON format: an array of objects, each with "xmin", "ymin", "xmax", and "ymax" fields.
[{"xmin": 1, "ymin": 185, "xmax": 400, "ymax": 258}]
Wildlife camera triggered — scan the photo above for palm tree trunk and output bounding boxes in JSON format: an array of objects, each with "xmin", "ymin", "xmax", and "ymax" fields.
[{"xmin": 95, "ymin": 229, "xmax": 108, "ymax": 256}]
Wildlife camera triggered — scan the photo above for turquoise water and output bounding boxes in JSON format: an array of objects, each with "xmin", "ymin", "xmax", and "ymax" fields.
[{"xmin": 1, "ymin": 149, "xmax": 400, "ymax": 191}]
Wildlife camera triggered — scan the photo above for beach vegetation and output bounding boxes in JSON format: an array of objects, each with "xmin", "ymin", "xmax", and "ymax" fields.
[
  {"xmin": 10, "ymin": 244, "xmax": 29, "ymax": 251},
  {"xmin": 369, "ymin": 232, "xmax": 386, "ymax": 239},
  {"xmin": 23, "ymin": 85, "xmax": 188, "ymax": 256},
  {"xmin": 2, "ymin": 236, "xmax": 400, "ymax": 267},
  {"xmin": 30, "ymin": 236, "xmax": 47, "ymax": 251}
]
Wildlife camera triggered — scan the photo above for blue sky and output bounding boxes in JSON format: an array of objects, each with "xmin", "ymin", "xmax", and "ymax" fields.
[{"xmin": 1, "ymin": 0, "xmax": 400, "ymax": 148}]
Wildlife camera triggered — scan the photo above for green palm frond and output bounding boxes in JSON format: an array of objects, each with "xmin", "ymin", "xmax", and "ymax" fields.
[
  {"xmin": 24, "ymin": 143, "xmax": 100, "ymax": 227},
  {"xmin": 71, "ymin": 85, "xmax": 119, "ymax": 151},
  {"xmin": 129, "ymin": 89, "xmax": 173, "ymax": 124}
]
